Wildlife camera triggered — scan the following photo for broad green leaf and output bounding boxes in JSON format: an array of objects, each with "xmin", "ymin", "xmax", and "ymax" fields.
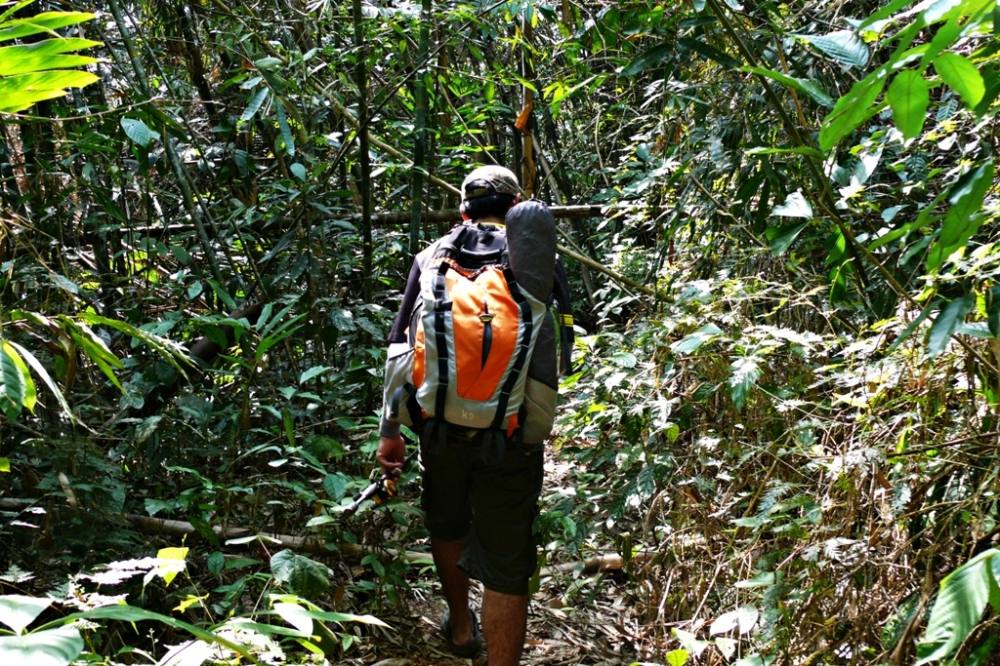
[
  {"xmin": 927, "ymin": 295, "xmax": 973, "ymax": 357},
  {"xmin": 79, "ymin": 312, "xmax": 190, "ymax": 372},
  {"xmin": 0, "ymin": 1, "xmax": 37, "ymax": 24},
  {"xmin": 7, "ymin": 341, "xmax": 76, "ymax": 422},
  {"xmin": 797, "ymin": 30, "xmax": 870, "ymax": 68},
  {"xmin": 771, "ymin": 191, "xmax": 813, "ymax": 218},
  {"xmin": 672, "ymin": 628, "xmax": 709, "ymax": 657},
  {"xmin": 745, "ymin": 146, "xmax": 824, "ymax": 158},
  {"xmin": 147, "ymin": 547, "xmax": 189, "ymax": 586},
  {"xmin": 887, "ymin": 70, "xmax": 929, "ymax": 138},
  {"xmin": 666, "ymin": 649, "xmax": 689, "ymax": 666},
  {"xmin": 729, "ymin": 356, "xmax": 762, "ymax": 409},
  {"xmin": 1, "ymin": 341, "xmax": 34, "ymax": 413},
  {"xmin": 742, "ymin": 66, "xmax": 834, "ymax": 107},
  {"xmin": 47, "ymin": 605, "xmax": 253, "ymax": 661},
  {"xmin": 671, "ymin": 324, "xmax": 723, "ymax": 354},
  {"xmin": 622, "ymin": 44, "xmax": 671, "ymax": 77},
  {"xmin": 121, "ymin": 117, "xmax": 160, "ymax": 148},
  {"xmin": 766, "ymin": 221, "xmax": 809, "ymax": 255},
  {"xmin": 299, "ymin": 365, "xmax": 331, "ymax": 383},
  {"xmin": 323, "ymin": 472, "xmax": 349, "ymax": 500},
  {"xmin": 0, "ymin": 69, "xmax": 97, "ymax": 112},
  {"xmin": 710, "ymin": 606, "xmax": 760, "ymax": 635},
  {"xmin": 306, "ymin": 609, "xmax": 390, "ymax": 627},
  {"xmin": 0, "ymin": 11, "xmax": 95, "ymax": 42},
  {"xmin": 0, "ymin": 626, "xmax": 83, "ymax": 666},
  {"xmin": 0, "ymin": 342, "xmax": 26, "ymax": 418},
  {"xmin": 290, "ymin": 162, "xmax": 307, "ymax": 181},
  {"xmin": 241, "ymin": 87, "xmax": 269, "ymax": 123},
  {"xmin": 0, "ymin": 38, "xmax": 99, "ymax": 76},
  {"xmin": 934, "ymin": 53, "xmax": 985, "ymax": 108},
  {"xmin": 270, "ymin": 550, "xmax": 333, "ymax": 598},
  {"xmin": 0, "ymin": 595, "xmax": 52, "ymax": 633},
  {"xmin": 926, "ymin": 159, "xmax": 995, "ymax": 270},
  {"xmin": 0, "ymin": 457, "xmax": 8, "ymax": 472},
  {"xmin": 819, "ymin": 72, "xmax": 887, "ymax": 151},
  {"xmin": 273, "ymin": 602, "xmax": 313, "ymax": 637},
  {"xmin": 915, "ymin": 549, "xmax": 998, "ymax": 664},
  {"xmin": 677, "ymin": 37, "xmax": 739, "ymax": 68},
  {"xmin": 275, "ymin": 102, "xmax": 295, "ymax": 156}
]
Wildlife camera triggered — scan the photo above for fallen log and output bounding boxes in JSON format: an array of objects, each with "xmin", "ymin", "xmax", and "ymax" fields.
[{"xmin": 1, "ymin": 497, "xmax": 644, "ymax": 577}]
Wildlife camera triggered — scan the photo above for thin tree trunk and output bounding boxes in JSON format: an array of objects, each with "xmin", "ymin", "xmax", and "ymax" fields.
[
  {"xmin": 353, "ymin": 0, "xmax": 373, "ymax": 298},
  {"xmin": 407, "ymin": 0, "xmax": 432, "ymax": 256}
]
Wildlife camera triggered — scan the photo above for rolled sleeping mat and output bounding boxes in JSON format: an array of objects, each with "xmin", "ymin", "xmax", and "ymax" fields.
[
  {"xmin": 504, "ymin": 200, "xmax": 556, "ymax": 301},
  {"xmin": 507, "ymin": 201, "xmax": 559, "ymax": 391}
]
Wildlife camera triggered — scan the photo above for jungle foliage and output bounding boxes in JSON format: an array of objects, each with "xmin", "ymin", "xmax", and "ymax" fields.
[{"xmin": 1, "ymin": 0, "xmax": 999, "ymax": 664}]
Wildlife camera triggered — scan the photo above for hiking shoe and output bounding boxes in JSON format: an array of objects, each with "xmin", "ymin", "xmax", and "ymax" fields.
[{"xmin": 440, "ymin": 609, "xmax": 483, "ymax": 658}]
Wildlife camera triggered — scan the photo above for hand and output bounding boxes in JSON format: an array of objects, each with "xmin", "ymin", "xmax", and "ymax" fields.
[{"xmin": 376, "ymin": 435, "xmax": 405, "ymax": 478}]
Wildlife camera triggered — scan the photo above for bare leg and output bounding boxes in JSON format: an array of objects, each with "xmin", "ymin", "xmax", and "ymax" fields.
[
  {"xmin": 431, "ymin": 537, "xmax": 473, "ymax": 644},
  {"xmin": 482, "ymin": 588, "xmax": 528, "ymax": 666}
]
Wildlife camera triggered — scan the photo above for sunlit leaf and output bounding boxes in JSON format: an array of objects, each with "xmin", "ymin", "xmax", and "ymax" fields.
[
  {"xmin": 934, "ymin": 53, "xmax": 985, "ymax": 108},
  {"xmin": 0, "ymin": 627, "xmax": 83, "ymax": 666},
  {"xmin": 887, "ymin": 70, "xmax": 929, "ymax": 138}
]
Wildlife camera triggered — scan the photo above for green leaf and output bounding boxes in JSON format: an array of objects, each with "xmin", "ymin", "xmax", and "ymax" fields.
[
  {"xmin": 0, "ymin": 342, "xmax": 26, "ymax": 418},
  {"xmin": 1, "ymin": 341, "xmax": 34, "ymax": 413},
  {"xmin": 987, "ymin": 285, "xmax": 1000, "ymax": 337},
  {"xmin": 915, "ymin": 549, "xmax": 999, "ymax": 664},
  {"xmin": 766, "ymin": 221, "xmax": 809, "ymax": 255},
  {"xmin": 797, "ymin": 30, "xmax": 870, "ymax": 68},
  {"xmin": 0, "ymin": 38, "xmax": 99, "ymax": 76},
  {"xmin": 771, "ymin": 191, "xmax": 813, "ymax": 218},
  {"xmin": 934, "ymin": 53, "xmax": 986, "ymax": 108},
  {"xmin": 927, "ymin": 295, "xmax": 973, "ymax": 357},
  {"xmin": 323, "ymin": 472, "xmax": 349, "ymax": 501},
  {"xmin": 6, "ymin": 341, "xmax": 75, "ymax": 422},
  {"xmin": 120, "ymin": 117, "xmax": 160, "ymax": 148},
  {"xmin": 275, "ymin": 102, "xmax": 295, "ymax": 157},
  {"xmin": 926, "ymin": 159, "xmax": 995, "ymax": 270},
  {"xmin": 0, "ymin": 11, "xmax": 95, "ymax": 43},
  {"xmin": 270, "ymin": 550, "xmax": 333, "ymax": 598},
  {"xmin": 819, "ymin": 72, "xmax": 886, "ymax": 151},
  {"xmin": 671, "ymin": 324, "xmax": 723, "ymax": 354},
  {"xmin": 887, "ymin": 70, "xmax": 929, "ymax": 138},
  {"xmin": 290, "ymin": 162, "xmax": 307, "ymax": 181},
  {"xmin": 0, "ymin": 458, "xmax": 8, "ymax": 473},
  {"xmin": 0, "ymin": 627, "xmax": 83, "ymax": 666},
  {"xmin": 0, "ymin": 595, "xmax": 52, "ymax": 634},
  {"xmin": 677, "ymin": 37, "xmax": 739, "ymax": 68},
  {"xmin": 622, "ymin": 44, "xmax": 671, "ymax": 78},
  {"xmin": 729, "ymin": 356, "xmax": 762, "ymax": 409},
  {"xmin": 273, "ymin": 602, "xmax": 313, "ymax": 637},
  {"xmin": 745, "ymin": 146, "xmax": 824, "ymax": 158},
  {"xmin": 742, "ymin": 66, "xmax": 834, "ymax": 107},
  {"xmin": 0, "ymin": 69, "xmax": 98, "ymax": 113},
  {"xmin": 47, "ymin": 605, "xmax": 253, "ymax": 661},
  {"xmin": 240, "ymin": 87, "xmax": 269, "ymax": 123},
  {"xmin": 666, "ymin": 649, "xmax": 690, "ymax": 666}
]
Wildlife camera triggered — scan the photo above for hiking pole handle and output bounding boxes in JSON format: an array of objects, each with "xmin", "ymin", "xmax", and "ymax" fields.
[{"xmin": 343, "ymin": 451, "xmax": 415, "ymax": 516}]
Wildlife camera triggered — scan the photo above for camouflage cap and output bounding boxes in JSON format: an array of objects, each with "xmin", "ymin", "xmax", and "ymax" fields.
[{"xmin": 460, "ymin": 165, "xmax": 521, "ymax": 201}]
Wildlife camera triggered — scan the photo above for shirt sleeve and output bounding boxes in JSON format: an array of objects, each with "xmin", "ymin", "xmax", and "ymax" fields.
[{"xmin": 386, "ymin": 257, "xmax": 423, "ymax": 344}]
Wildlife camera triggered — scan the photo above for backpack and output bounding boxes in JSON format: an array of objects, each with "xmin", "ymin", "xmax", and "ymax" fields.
[{"xmin": 384, "ymin": 223, "xmax": 549, "ymax": 438}]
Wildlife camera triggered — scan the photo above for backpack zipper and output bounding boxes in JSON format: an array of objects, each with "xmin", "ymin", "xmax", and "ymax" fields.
[{"xmin": 479, "ymin": 302, "xmax": 493, "ymax": 368}]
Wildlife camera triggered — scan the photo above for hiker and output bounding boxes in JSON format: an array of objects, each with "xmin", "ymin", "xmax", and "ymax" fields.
[{"xmin": 376, "ymin": 165, "xmax": 573, "ymax": 664}]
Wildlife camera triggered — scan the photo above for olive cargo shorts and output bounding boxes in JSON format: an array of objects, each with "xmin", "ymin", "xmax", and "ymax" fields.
[{"xmin": 420, "ymin": 427, "xmax": 544, "ymax": 596}]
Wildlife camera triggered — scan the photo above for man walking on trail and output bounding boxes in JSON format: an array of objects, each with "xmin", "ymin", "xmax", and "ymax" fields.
[{"xmin": 375, "ymin": 165, "xmax": 572, "ymax": 664}]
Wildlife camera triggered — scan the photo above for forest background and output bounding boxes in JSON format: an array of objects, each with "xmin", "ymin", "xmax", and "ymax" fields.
[{"xmin": 1, "ymin": 0, "xmax": 999, "ymax": 664}]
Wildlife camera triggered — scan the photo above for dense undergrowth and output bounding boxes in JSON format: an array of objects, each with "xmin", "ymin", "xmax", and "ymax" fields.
[{"xmin": 2, "ymin": 0, "xmax": 1000, "ymax": 664}]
